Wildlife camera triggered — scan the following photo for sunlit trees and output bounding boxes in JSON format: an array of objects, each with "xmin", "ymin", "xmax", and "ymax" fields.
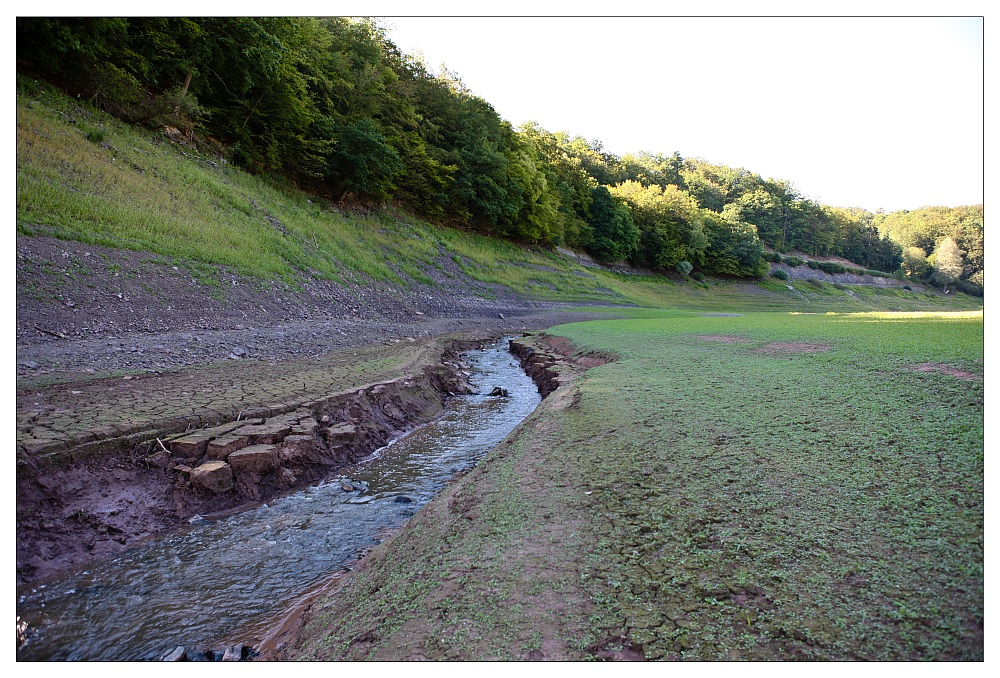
[
  {"xmin": 901, "ymin": 247, "xmax": 929, "ymax": 277},
  {"xmin": 930, "ymin": 237, "xmax": 964, "ymax": 293},
  {"xmin": 610, "ymin": 181, "xmax": 707, "ymax": 270}
]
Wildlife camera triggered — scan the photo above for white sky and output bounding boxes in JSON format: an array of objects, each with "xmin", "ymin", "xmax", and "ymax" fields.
[{"xmin": 380, "ymin": 13, "xmax": 984, "ymax": 213}]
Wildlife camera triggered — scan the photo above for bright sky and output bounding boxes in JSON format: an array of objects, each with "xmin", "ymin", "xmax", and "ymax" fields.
[{"xmin": 380, "ymin": 14, "xmax": 984, "ymax": 213}]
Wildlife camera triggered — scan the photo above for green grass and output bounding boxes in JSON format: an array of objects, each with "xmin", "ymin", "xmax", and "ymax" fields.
[
  {"xmin": 288, "ymin": 310, "xmax": 982, "ymax": 660},
  {"xmin": 544, "ymin": 310, "xmax": 983, "ymax": 659},
  {"xmin": 16, "ymin": 76, "xmax": 983, "ymax": 314}
]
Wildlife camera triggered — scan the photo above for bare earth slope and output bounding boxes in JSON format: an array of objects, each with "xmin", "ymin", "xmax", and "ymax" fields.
[{"xmin": 15, "ymin": 233, "xmax": 614, "ymax": 586}]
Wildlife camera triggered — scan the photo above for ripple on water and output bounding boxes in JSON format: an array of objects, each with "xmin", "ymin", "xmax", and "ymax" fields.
[{"xmin": 16, "ymin": 339, "xmax": 540, "ymax": 661}]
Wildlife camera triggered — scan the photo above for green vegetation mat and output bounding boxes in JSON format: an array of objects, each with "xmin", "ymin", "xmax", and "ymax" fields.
[{"xmin": 292, "ymin": 309, "xmax": 983, "ymax": 660}]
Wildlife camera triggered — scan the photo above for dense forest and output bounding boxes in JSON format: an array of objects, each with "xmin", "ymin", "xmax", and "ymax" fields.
[{"xmin": 16, "ymin": 17, "xmax": 984, "ymax": 291}]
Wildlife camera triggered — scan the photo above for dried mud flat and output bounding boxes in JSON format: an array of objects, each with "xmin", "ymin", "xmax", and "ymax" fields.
[{"xmin": 15, "ymin": 234, "xmax": 618, "ymax": 587}]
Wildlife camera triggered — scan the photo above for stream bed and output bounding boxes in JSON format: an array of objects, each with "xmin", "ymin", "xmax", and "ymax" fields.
[{"xmin": 17, "ymin": 339, "xmax": 540, "ymax": 661}]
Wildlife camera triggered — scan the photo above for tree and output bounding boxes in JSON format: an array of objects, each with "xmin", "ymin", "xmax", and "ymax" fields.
[
  {"xmin": 323, "ymin": 118, "xmax": 402, "ymax": 201},
  {"xmin": 930, "ymin": 237, "xmax": 964, "ymax": 293},
  {"xmin": 610, "ymin": 181, "xmax": 706, "ymax": 271},
  {"xmin": 586, "ymin": 186, "xmax": 638, "ymax": 262},
  {"xmin": 901, "ymin": 246, "xmax": 928, "ymax": 277}
]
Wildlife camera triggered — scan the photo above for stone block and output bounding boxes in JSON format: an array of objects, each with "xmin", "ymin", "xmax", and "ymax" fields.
[
  {"xmin": 279, "ymin": 434, "xmax": 316, "ymax": 463},
  {"xmin": 228, "ymin": 444, "xmax": 279, "ymax": 473},
  {"xmin": 189, "ymin": 461, "xmax": 233, "ymax": 494},
  {"xmin": 206, "ymin": 434, "xmax": 250, "ymax": 460},
  {"xmin": 232, "ymin": 422, "xmax": 291, "ymax": 445},
  {"xmin": 170, "ymin": 433, "xmax": 212, "ymax": 458}
]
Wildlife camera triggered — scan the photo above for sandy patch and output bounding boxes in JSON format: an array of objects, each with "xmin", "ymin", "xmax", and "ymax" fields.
[
  {"xmin": 695, "ymin": 335, "xmax": 752, "ymax": 344},
  {"xmin": 909, "ymin": 363, "xmax": 981, "ymax": 381},
  {"xmin": 753, "ymin": 341, "xmax": 831, "ymax": 355}
]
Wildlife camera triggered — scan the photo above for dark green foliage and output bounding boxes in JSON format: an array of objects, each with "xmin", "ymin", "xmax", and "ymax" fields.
[
  {"xmin": 807, "ymin": 278, "xmax": 824, "ymax": 288},
  {"xmin": 817, "ymin": 261, "xmax": 847, "ymax": 275},
  {"xmin": 807, "ymin": 260, "xmax": 819, "ymax": 270},
  {"xmin": 771, "ymin": 269, "xmax": 789, "ymax": 281},
  {"xmin": 700, "ymin": 214, "xmax": 768, "ymax": 278},
  {"xmin": 764, "ymin": 251, "xmax": 782, "ymax": 263},
  {"xmin": 781, "ymin": 256, "xmax": 803, "ymax": 267},
  {"xmin": 586, "ymin": 186, "xmax": 638, "ymax": 262},
  {"xmin": 322, "ymin": 118, "xmax": 402, "ymax": 201}
]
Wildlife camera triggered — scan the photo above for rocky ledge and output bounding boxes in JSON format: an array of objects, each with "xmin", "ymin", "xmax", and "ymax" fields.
[{"xmin": 16, "ymin": 342, "xmax": 477, "ymax": 586}]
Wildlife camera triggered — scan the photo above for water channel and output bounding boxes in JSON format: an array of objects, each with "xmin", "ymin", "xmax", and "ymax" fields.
[{"xmin": 17, "ymin": 339, "xmax": 540, "ymax": 661}]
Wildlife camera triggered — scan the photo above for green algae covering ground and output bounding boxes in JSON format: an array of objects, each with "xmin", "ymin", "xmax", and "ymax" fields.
[
  {"xmin": 546, "ymin": 310, "xmax": 984, "ymax": 660},
  {"xmin": 289, "ymin": 310, "xmax": 983, "ymax": 661}
]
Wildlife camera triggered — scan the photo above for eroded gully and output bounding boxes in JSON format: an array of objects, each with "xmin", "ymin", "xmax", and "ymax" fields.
[{"xmin": 16, "ymin": 339, "xmax": 541, "ymax": 661}]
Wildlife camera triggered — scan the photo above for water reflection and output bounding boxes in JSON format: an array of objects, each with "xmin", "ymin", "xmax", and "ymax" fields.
[{"xmin": 17, "ymin": 339, "xmax": 539, "ymax": 661}]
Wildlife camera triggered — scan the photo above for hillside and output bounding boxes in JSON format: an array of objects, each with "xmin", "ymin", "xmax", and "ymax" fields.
[{"xmin": 16, "ymin": 79, "xmax": 982, "ymax": 383}]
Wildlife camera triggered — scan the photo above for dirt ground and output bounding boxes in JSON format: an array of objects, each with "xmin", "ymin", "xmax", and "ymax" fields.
[
  {"xmin": 15, "ymin": 234, "xmax": 617, "ymax": 588},
  {"xmin": 17, "ymin": 235, "xmax": 605, "ymax": 380}
]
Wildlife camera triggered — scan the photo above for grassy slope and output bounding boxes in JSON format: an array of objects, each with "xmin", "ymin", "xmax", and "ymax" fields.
[
  {"xmin": 16, "ymin": 76, "xmax": 983, "ymax": 314},
  {"xmin": 291, "ymin": 309, "xmax": 983, "ymax": 660}
]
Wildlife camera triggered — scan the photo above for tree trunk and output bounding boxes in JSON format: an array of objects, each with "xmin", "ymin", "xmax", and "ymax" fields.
[{"xmin": 180, "ymin": 70, "xmax": 193, "ymax": 97}]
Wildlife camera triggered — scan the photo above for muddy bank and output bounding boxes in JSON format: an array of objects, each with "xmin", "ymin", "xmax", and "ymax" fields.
[
  {"xmin": 276, "ymin": 333, "xmax": 610, "ymax": 661},
  {"xmin": 16, "ymin": 339, "xmax": 481, "ymax": 586}
]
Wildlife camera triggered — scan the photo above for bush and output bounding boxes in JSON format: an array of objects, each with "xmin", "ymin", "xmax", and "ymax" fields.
[
  {"xmin": 954, "ymin": 279, "xmax": 984, "ymax": 297},
  {"xmin": 85, "ymin": 128, "xmax": 107, "ymax": 143},
  {"xmin": 833, "ymin": 282, "xmax": 847, "ymax": 290},
  {"xmin": 817, "ymin": 261, "xmax": 847, "ymax": 275},
  {"xmin": 765, "ymin": 251, "xmax": 782, "ymax": 263},
  {"xmin": 806, "ymin": 260, "xmax": 819, "ymax": 270},
  {"xmin": 771, "ymin": 269, "xmax": 789, "ymax": 281},
  {"xmin": 806, "ymin": 278, "xmax": 824, "ymax": 288},
  {"xmin": 782, "ymin": 256, "xmax": 803, "ymax": 267},
  {"xmin": 903, "ymin": 285, "xmax": 912, "ymax": 291},
  {"xmin": 691, "ymin": 271, "xmax": 704, "ymax": 282},
  {"xmin": 675, "ymin": 261, "xmax": 693, "ymax": 276}
]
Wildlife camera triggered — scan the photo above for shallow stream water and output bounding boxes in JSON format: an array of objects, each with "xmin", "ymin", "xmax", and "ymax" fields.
[{"xmin": 17, "ymin": 339, "xmax": 540, "ymax": 661}]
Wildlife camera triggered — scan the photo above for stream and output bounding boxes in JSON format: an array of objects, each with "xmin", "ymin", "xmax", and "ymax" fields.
[{"xmin": 16, "ymin": 339, "xmax": 540, "ymax": 661}]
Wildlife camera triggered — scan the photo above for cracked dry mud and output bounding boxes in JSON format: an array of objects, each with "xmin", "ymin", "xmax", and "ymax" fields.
[{"xmin": 16, "ymin": 234, "xmax": 616, "ymax": 586}]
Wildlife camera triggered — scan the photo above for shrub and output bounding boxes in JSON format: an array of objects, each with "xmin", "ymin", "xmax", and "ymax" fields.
[
  {"xmin": 833, "ymin": 282, "xmax": 847, "ymax": 290},
  {"xmin": 765, "ymin": 251, "xmax": 782, "ymax": 263},
  {"xmin": 771, "ymin": 269, "xmax": 789, "ymax": 281},
  {"xmin": 818, "ymin": 261, "xmax": 847, "ymax": 275},
  {"xmin": 954, "ymin": 279, "xmax": 984, "ymax": 297},
  {"xmin": 806, "ymin": 260, "xmax": 819, "ymax": 270},
  {"xmin": 691, "ymin": 271, "xmax": 705, "ymax": 282},
  {"xmin": 807, "ymin": 278, "xmax": 824, "ymax": 288},
  {"xmin": 903, "ymin": 285, "xmax": 912, "ymax": 291},
  {"xmin": 675, "ymin": 261, "xmax": 693, "ymax": 276},
  {"xmin": 85, "ymin": 128, "xmax": 107, "ymax": 143},
  {"xmin": 782, "ymin": 256, "xmax": 803, "ymax": 267}
]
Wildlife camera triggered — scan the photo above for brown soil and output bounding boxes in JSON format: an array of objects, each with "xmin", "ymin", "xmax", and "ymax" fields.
[
  {"xmin": 695, "ymin": 335, "xmax": 752, "ymax": 344},
  {"xmin": 908, "ymin": 362, "xmax": 982, "ymax": 381},
  {"xmin": 15, "ymin": 233, "xmax": 619, "ymax": 588},
  {"xmin": 752, "ymin": 341, "xmax": 832, "ymax": 355}
]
